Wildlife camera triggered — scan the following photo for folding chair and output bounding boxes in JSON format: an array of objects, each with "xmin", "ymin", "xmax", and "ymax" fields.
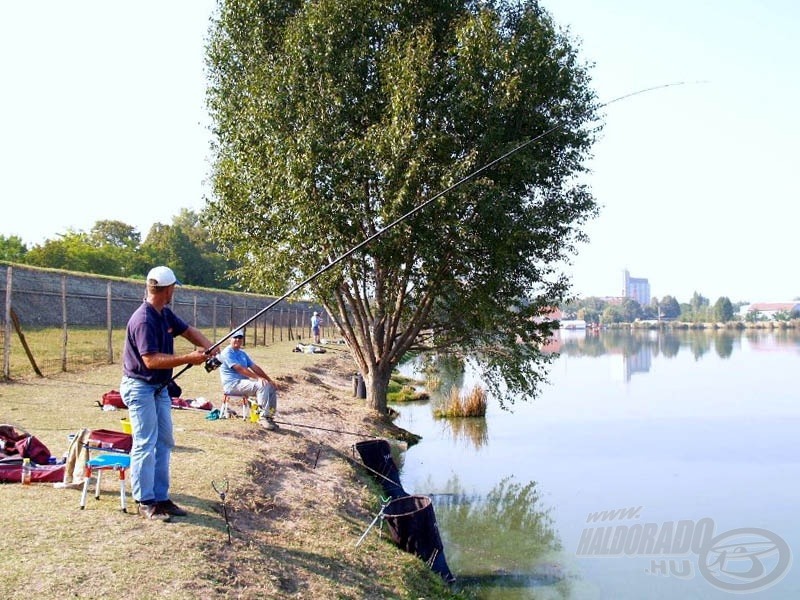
[
  {"xmin": 221, "ymin": 394, "xmax": 257, "ymax": 421},
  {"xmin": 78, "ymin": 429, "xmax": 133, "ymax": 512}
]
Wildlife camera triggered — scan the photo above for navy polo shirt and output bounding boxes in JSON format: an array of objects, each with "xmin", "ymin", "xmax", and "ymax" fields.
[{"xmin": 123, "ymin": 302, "xmax": 189, "ymax": 384}]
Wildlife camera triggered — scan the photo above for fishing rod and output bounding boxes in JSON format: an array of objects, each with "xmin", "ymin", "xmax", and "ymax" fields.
[
  {"xmin": 355, "ymin": 498, "xmax": 390, "ymax": 548},
  {"xmin": 168, "ymin": 80, "xmax": 698, "ymax": 387}
]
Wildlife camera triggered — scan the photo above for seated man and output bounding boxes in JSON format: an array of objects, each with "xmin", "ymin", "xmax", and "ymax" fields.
[{"xmin": 219, "ymin": 330, "xmax": 279, "ymax": 430}]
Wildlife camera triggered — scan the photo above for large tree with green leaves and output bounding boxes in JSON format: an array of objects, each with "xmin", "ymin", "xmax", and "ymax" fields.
[{"xmin": 205, "ymin": 0, "xmax": 600, "ymax": 412}]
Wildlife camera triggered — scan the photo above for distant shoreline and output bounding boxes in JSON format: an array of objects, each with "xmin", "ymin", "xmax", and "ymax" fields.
[{"xmin": 602, "ymin": 320, "xmax": 800, "ymax": 331}]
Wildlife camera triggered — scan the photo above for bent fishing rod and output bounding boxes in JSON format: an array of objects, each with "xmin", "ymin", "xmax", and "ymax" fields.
[{"xmin": 167, "ymin": 80, "xmax": 699, "ymax": 388}]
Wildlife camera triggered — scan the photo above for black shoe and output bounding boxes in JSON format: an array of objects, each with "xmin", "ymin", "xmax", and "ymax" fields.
[
  {"xmin": 259, "ymin": 416, "xmax": 278, "ymax": 431},
  {"xmin": 139, "ymin": 502, "xmax": 171, "ymax": 522},
  {"xmin": 157, "ymin": 499, "xmax": 188, "ymax": 517}
]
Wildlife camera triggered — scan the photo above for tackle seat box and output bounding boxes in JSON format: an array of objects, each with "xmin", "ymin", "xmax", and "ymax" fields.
[{"xmin": 0, "ymin": 459, "xmax": 65, "ymax": 483}]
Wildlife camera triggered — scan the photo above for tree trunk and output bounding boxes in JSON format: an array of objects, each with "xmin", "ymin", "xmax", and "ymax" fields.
[{"xmin": 364, "ymin": 367, "xmax": 392, "ymax": 414}]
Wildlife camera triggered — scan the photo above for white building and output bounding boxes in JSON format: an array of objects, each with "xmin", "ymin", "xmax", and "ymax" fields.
[
  {"xmin": 742, "ymin": 302, "xmax": 800, "ymax": 320},
  {"xmin": 623, "ymin": 269, "xmax": 650, "ymax": 306}
]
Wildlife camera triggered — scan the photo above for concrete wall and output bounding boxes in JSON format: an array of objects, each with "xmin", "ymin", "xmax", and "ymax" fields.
[{"xmin": 0, "ymin": 262, "xmax": 322, "ymax": 332}]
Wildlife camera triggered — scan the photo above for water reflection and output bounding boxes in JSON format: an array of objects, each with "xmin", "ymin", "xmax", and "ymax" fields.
[
  {"xmin": 423, "ymin": 475, "xmax": 571, "ymax": 599},
  {"xmin": 545, "ymin": 329, "xmax": 800, "ymax": 382},
  {"xmin": 552, "ymin": 328, "xmax": 800, "ymax": 359},
  {"xmin": 444, "ymin": 417, "xmax": 489, "ymax": 450},
  {"xmin": 395, "ymin": 330, "xmax": 800, "ymax": 598}
]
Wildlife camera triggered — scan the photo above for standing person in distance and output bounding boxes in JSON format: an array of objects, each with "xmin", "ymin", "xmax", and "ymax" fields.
[
  {"xmin": 219, "ymin": 330, "xmax": 280, "ymax": 430},
  {"xmin": 311, "ymin": 311, "xmax": 322, "ymax": 344},
  {"xmin": 121, "ymin": 266, "xmax": 218, "ymax": 522}
]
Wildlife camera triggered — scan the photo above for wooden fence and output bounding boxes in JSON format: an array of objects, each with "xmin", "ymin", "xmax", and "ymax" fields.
[{"xmin": 1, "ymin": 264, "xmax": 330, "ymax": 380}]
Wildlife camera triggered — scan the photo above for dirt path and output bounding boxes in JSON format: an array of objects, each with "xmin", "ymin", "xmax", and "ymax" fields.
[{"xmin": 192, "ymin": 350, "xmax": 441, "ymax": 598}]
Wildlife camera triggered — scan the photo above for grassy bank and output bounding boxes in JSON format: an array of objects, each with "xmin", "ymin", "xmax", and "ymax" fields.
[{"xmin": 0, "ymin": 340, "xmax": 461, "ymax": 599}]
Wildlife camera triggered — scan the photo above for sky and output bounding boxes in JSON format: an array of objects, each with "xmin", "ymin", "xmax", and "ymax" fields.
[{"xmin": 1, "ymin": 1, "xmax": 798, "ymax": 304}]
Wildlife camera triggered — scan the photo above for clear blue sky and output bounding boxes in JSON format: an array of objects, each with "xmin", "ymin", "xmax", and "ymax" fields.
[{"xmin": 2, "ymin": 1, "xmax": 797, "ymax": 303}]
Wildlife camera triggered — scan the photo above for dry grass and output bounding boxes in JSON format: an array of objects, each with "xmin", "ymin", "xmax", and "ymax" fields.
[
  {"xmin": 433, "ymin": 385, "xmax": 488, "ymax": 418},
  {"xmin": 0, "ymin": 340, "xmax": 462, "ymax": 599},
  {"xmin": 425, "ymin": 374, "xmax": 442, "ymax": 392},
  {"xmin": 2, "ymin": 325, "xmax": 305, "ymax": 380}
]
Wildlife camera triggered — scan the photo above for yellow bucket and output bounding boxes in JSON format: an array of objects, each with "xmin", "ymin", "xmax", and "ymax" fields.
[{"xmin": 120, "ymin": 418, "xmax": 132, "ymax": 435}]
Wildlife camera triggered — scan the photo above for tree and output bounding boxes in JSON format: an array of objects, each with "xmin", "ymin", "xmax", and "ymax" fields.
[
  {"xmin": 88, "ymin": 220, "xmax": 141, "ymax": 250},
  {"xmin": 25, "ymin": 230, "xmax": 124, "ymax": 275},
  {"xmin": 0, "ymin": 235, "xmax": 28, "ymax": 262},
  {"xmin": 141, "ymin": 223, "xmax": 203, "ymax": 285},
  {"xmin": 564, "ymin": 295, "xmax": 606, "ymax": 322},
  {"xmin": 142, "ymin": 210, "xmax": 239, "ymax": 288},
  {"xmin": 640, "ymin": 300, "xmax": 657, "ymax": 320},
  {"xmin": 601, "ymin": 303, "xmax": 626, "ymax": 324},
  {"xmin": 578, "ymin": 306, "xmax": 600, "ymax": 324},
  {"xmin": 744, "ymin": 308, "xmax": 763, "ymax": 323},
  {"xmin": 659, "ymin": 295, "xmax": 680, "ymax": 319},
  {"xmin": 206, "ymin": 0, "xmax": 599, "ymax": 412},
  {"xmin": 679, "ymin": 291, "xmax": 711, "ymax": 323},
  {"xmin": 20, "ymin": 215, "xmax": 236, "ymax": 286},
  {"xmin": 601, "ymin": 298, "xmax": 641, "ymax": 324},
  {"xmin": 690, "ymin": 291, "xmax": 709, "ymax": 313},
  {"xmin": 713, "ymin": 296, "xmax": 734, "ymax": 323},
  {"xmin": 88, "ymin": 220, "xmax": 141, "ymax": 277}
]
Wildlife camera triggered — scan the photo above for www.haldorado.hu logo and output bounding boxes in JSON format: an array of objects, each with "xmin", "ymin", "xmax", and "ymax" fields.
[{"xmin": 575, "ymin": 507, "xmax": 792, "ymax": 593}]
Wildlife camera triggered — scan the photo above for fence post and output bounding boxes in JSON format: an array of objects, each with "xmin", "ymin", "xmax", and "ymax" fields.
[
  {"xmin": 3, "ymin": 266, "xmax": 11, "ymax": 379},
  {"xmin": 106, "ymin": 282, "xmax": 113, "ymax": 364},
  {"xmin": 61, "ymin": 276, "xmax": 68, "ymax": 372},
  {"xmin": 212, "ymin": 297, "xmax": 217, "ymax": 341}
]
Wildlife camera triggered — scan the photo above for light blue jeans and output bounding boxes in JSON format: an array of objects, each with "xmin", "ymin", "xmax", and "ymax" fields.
[
  {"xmin": 120, "ymin": 376, "xmax": 175, "ymax": 503},
  {"xmin": 224, "ymin": 379, "xmax": 277, "ymax": 417}
]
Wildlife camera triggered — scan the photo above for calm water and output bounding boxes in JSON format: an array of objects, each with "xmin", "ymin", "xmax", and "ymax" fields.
[{"xmin": 392, "ymin": 329, "xmax": 799, "ymax": 599}]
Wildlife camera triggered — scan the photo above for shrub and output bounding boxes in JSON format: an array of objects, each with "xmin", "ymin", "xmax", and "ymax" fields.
[{"xmin": 434, "ymin": 385, "xmax": 487, "ymax": 418}]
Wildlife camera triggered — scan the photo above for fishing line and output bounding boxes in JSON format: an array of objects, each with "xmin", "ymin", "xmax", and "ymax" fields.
[
  {"xmin": 168, "ymin": 80, "xmax": 701, "ymax": 388},
  {"xmin": 286, "ymin": 427, "xmax": 410, "ymax": 493},
  {"xmin": 272, "ymin": 419, "xmax": 381, "ymax": 439}
]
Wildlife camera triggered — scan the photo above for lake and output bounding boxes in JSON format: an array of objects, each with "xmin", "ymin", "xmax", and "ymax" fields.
[{"xmin": 392, "ymin": 329, "xmax": 799, "ymax": 599}]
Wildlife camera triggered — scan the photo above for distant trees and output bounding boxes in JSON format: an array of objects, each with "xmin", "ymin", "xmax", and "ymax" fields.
[
  {"xmin": 713, "ymin": 297, "xmax": 734, "ymax": 322},
  {"xmin": 24, "ymin": 230, "xmax": 128, "ymax": 276},
  {"xmin": 676, "ymin": 292, "xmax": 735, "ymax": 323},
  {"xmin": 566, "ymin": 291, "xmax": 740, "ymax": 324},
  {"xmin": 744, "ymin": 309, "xmax": 765, "ymax": 323},
  {"xmin": 659, "ymin": 295, "xmax": 681, "ymax": 319},
  {"xmin": 0, "ymin": 235, "xmax": 29, "ymax": 262},
  {"xmin": 2, "ymin": 211, "xmax": 239, "ymax": 288},
  {"xmin": 142, "ymin": 210, "xmax": 237, "ymax": 288},
  {"xmin": 602, "ymin": 297, "xmax": 642, "ymax": 324},
  {"xmin": 89, "ymin": 220, "xmax": 140, "ymax": 250}
]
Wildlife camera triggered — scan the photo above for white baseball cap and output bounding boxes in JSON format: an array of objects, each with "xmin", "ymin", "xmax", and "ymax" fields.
[
  {"xmin": 232, "ymin": 329, "xmax": 245, "ymax": 338},
  {"xmin": 146, "ymin": 266, "xmax": 181, "ymax": 286}
]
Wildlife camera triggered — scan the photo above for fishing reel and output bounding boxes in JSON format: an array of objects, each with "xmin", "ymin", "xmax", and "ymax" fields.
[{"xmin": 204, "ymin": 356, "xmax": 222, "ymax": 373}]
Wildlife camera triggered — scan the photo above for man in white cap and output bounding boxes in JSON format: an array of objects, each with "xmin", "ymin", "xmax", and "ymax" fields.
[
  {"xmin": 121, "ymin": 265, "xmax": 218, "ymax": 521},
  {"xmin": 218, "ymin": 329, "xmax": 279, "ymax": 430}
]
